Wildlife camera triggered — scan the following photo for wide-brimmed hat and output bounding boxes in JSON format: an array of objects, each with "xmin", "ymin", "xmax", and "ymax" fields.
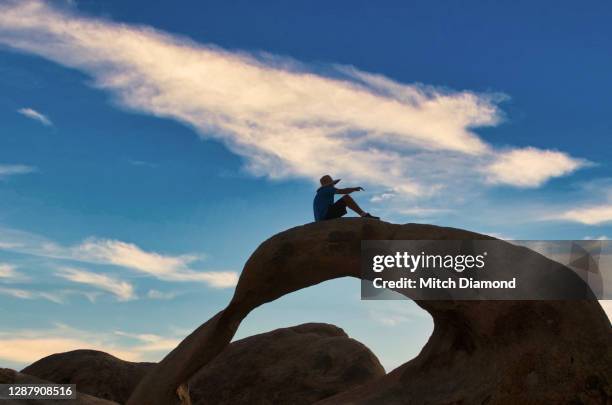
[{"xmin": 320, "ymin": 174, "xmax": 341, "ymax": 187}]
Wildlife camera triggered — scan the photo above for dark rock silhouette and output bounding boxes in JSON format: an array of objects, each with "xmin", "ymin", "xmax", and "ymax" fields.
[
  {"xmin": 189, "ymin": 323, "xmax": 384, "ymax": 405},
  {"xmin": 0, "ymin": 368, "xmax": 117, "ymax": 405},
  {"xmin": 20, "ymin": 323, "xmax": 383, "ymax": 405},
  {"xmin": 126, "ymin": 219, "xmax": 611, "ymax": 405},
  {"xmin": 22, "ymin": 350, "xmax": 153, "ymax": 404}
]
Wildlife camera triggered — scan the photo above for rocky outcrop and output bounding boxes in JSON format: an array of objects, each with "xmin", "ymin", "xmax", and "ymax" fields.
[
  {"xmin": 22, "ymin": 323, "xmax": 385, "ymax": 405},
  {"xmin": 126, "ymin": 219, "xmax": 612, "ymax": 405},
  {"xmin": 21, "ymin": 350, "xmax": 153, "ymax": 404},
  {"xmin": 20, "ymin": 323, "xmax": 383, "ymax": 405},
  {"xmin": 189, "ymin": 323, "xmax": 384, "ymax": 405},
  {"xmin": 0, "ymin": 368, "xmax": 117, "ymax": 405}
]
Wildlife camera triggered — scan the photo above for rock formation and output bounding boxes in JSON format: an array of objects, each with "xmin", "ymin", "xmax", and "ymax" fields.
[
  {"xmin": 121, "ymin": 218, "xmax": 611, "ymax": 405},
  {"xmin": 0, "ymin": 368, "xmax": 117, "ymax": 405},
  {"xmin": 21, "ymin": 323, "xmax": 383, "ymax": 405},
  {"xmin": 21, "ymin": 350, "xmax": 153, "ymax": 404},
  {"xmin": 189, "ymin": 323, "xmax": 384, "ymax": 404}
]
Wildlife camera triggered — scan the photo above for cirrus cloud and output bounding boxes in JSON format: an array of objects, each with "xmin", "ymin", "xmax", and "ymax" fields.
[
  {"xmin": 0, "ymin": 286, "xmax": 64, "ymax": 303},
  {"xmin": 0, "ymin": 263, "xmax": 30, "ymax": 282},
  {"xmin": 0, "ymin": 323, "xmax": 180, "ymax": 366},
  {"xmin": 485, "ymin": 147, "xmax": 587, "ymax": 187},
  {"xmin": 0, "ymin": 164, "xmax": 36, "ymax": 179},
  {"xmin": 17, "ymin": 107, "xmax": 52, "ymax": 126},
  {"xmin": 0, "ymin": 226, "xmax": 238, "ymax": 289},
  {"xmin": 0, "ymin": 0, "xmax": 586, "ymax": 198},
  {"xmin": 55, "ymin": 267, "xmax": 136, "ymax": 301},
  {"xmin": 556, "ymin": 204, "xmax": 612, "ymax": 225}
]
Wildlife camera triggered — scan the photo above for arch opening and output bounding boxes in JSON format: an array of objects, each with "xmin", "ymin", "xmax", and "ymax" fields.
[{"xmin": 233, "ymin": 277, "xmax": 434, "ymax": 372}]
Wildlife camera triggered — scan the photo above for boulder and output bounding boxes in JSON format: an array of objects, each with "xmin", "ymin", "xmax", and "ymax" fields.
[
  {"xmin": 126, "ymin": 219, "xmax": 612, "ymax": 405},
  {"xmin": 21, "ymin": 323, "xmax": 383, "ymax": 405},
  {"xmin": 21, "ymin": 350, "xmax": 153, "ymax": 404},
  {"xmin": 189, "ymin": 323, "xmax": 385, "ymax": 404}
]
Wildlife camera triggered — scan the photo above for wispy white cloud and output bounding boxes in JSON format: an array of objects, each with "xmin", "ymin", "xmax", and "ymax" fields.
[
  {"xmin": 146, "ymin": 289, "xmax": 176, "ymax": 300},
  {"xmin": 370, "ymin": 192, "xmax": 396, "ymax": 203},
  {"xmin": 74, "ymin": 290, "xmax": 102, "ymax": 303},
  {"xmin": 127, "ymin": 159, "xmax": 158, "ymax": 168},
  {"xmin": 0, "ymin": 286, "xmax": 64, "ymax": 303},
  {"xmin": 0, "ymin": 263, "xmax": 30, "ymax": 282},
  {"xmin": 555, "ymin": 204, "xmax": 612, "ymax": 225},
  {"xmin": 70, "ymin": 238, "xmax": 237, "ymax": 287},
  {"xmin": 0, "ymin": 164, "xmax": 36, "ymax": 179},
  {"xmin": 0, "ymin": 335, "xmax": 130, "ymax": 364},
  {"xmin": 0, "ymin": 227, "xmax": 238, "ymax": 288},
  {"xmin": 0, "ymin": 324, "xmax": 139, "ymax": 364},
  {"xmin": 73, "ymin": 239, "xmax": 198, "ymax": 276},
  {"xmin": 17, "ymin": 107, "xmax": 52, "ymax": 126},
  {"xmin": 0, "ymin": 0, "xmax": 585, "ymax": 200},
  {"xmin": 516, "ymin": 181, "xmax": 612, "ymax": 226},
  {"xmin": 0, "ymin": 285, "xmax": 102, "ymax": 304},
  {"xmin": 364, "ymin": 300, "xmax": 431, "ymax": 327},
  {"xmin": 485, "ymin": 147, "xmax": 586, "ymax": 187},
  {"xmin": 55, "ymin": 267, "xmax": 136, "ymax": 301},
  {"xmin": 369, "ymin": 310, "xmax": 415, "ymax": 327},
  {"xmin": 397, "ymin": 207, "xmax": 452, "ymax": 217},
  {"xmin": 113, "ymin": 330, "xmax": 180, "ymax": 352},
  {"xmin": 0, "ymin": 241, "xmax": 22, "ymax": 249},
  {"xmin": 0, "ymin": 323, "xmax": 183, "ymax": 367},
  {"xmin": 0, "ymin": 286, "xmax": 34, "ymax": 300}
]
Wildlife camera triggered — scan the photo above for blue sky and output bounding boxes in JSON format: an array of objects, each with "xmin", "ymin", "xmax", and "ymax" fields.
[{"xmin": 0, "ymin": 0, "xmax": 611, "ymax": 371}]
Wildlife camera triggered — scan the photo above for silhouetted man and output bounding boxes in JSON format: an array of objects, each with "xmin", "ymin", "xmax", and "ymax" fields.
[{"xmin": 313, "ymin": 175, "xmax": 379, "ymax": 222}]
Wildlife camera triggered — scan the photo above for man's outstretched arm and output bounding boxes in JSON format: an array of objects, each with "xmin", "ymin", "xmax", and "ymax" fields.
[{"xmin": 335, "ymin": 186, "xmax": 364, "ymax": 194}]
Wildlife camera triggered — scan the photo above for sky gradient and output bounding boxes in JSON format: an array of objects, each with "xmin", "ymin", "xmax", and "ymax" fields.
[{"xmin": 0, "ymin": 0, "xmax": 611, "ymax": 371}]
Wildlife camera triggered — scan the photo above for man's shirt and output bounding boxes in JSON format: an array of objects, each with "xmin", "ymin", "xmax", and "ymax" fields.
[{"xmin": 313, "ymin": 185, "xmax": 336, "ymax": 221}]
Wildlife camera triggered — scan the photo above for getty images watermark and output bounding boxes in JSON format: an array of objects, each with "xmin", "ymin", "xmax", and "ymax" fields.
[{"xmin": 361, "ymin": 240, "xmax": 611, "ymax": 300}]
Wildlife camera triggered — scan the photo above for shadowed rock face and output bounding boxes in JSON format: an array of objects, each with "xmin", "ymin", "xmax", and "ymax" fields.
[
  {"xmin": 127, "ymin": 219, "xmax": 612, "ymax": 405},
  {"xmin": 21, "ymin": 350, "xmax": 153, "ymax": 404},
  {"xmin": 0, "ymin": 368, "xmax": 117, "ymax": 405},
  {"xmin": 19, "ymin": 323, "xmax": 383, "ymax": 405},
  {"xmin": 189, "ymin": 323, "xmax": 384, "ymax": 405}
]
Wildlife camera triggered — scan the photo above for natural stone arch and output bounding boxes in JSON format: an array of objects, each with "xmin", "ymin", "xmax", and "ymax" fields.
[{"xmin": 127, "ymin": 219, "xmax": 611, "ymax": 405}]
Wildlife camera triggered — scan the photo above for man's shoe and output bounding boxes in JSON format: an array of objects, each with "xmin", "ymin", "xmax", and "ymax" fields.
[{"xmin": 363, "ymin": 213, "xmax": 380, "ymax": 220}]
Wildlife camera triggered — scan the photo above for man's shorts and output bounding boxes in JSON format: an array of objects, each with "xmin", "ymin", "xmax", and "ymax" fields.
[{"xmin": 324, "ymin": 198, "xmax": 348, "ymax": 220}]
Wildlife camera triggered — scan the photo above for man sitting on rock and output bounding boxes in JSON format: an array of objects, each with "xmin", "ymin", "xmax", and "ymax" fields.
[{"xmin": 313, "ymin": 174, "xmax": 379, "ymax": 222}]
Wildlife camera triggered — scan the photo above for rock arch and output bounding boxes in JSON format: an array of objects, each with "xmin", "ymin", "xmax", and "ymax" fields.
[{"xmin": 127, "ymin": 219, "xmax": 611, "ymax": 405}]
